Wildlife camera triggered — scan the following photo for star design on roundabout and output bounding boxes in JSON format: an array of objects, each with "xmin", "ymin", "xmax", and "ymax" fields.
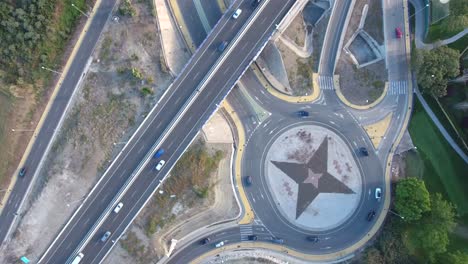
[{"xmin": 271, "ymin": 136, "xmax": 355, "ymax": 219}]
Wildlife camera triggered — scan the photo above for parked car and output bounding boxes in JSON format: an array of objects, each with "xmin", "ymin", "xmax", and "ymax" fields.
[
  {"xmin": 215, "ymin": 241, "xmax": 224, "ymax": 248},
  {"xmin": 375, "ymin": 188, "xmax": 382, "ymax": 200},
  {"xmin": 153, "ymin": 148, "xmax": 164, "ymax": 159},
  {"xmin": 359, "ymin": 147, "xmax": 369, "ymax": 156},
  {"xmin": 296, "ymin": 110, "xmax": 309, "ymax": 118},
  {"xmin": 367, "ymin": 210, "xmax": 376, "ymax": 221},
  {"xmin": 218, "ymin": 41, "xmax": 228, "ymax": 52},
  {"xmin": 101, "ymin": 231, "xmax": 111, "ymax": 242},
  {"xmin": 201, "ymin": 237, "xmax": 211, "ymax": 245},
  {"xmin": 306, "ymin": 236, "xmax": 319, "ymax": 243},
  {"xmin": 155, "ymin": 160, "xmax": 166, "ymax": 171},
  {"xmin": 232, "ymin": 8, "xmax": 242, "ymax": 19},
  {"xmin": 245, "ymin": 176, "xmax": 253, "ymax": 186},
  {"xmin": 395, "ymin": 27, "xmax": 402, "ymax": 38},
  {"xmin": 248, "ymin": 235, "xmax": 258, "ymax": 241},
  {"xmin": 114, "ymin": 202, "xmax": 123, "ymax": 213},
  {"xmin": 19, "ymin": 167, "xmax": 26, "ymax": 177}
]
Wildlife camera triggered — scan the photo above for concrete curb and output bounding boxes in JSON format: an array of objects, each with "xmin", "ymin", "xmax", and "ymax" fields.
[{"xmin": 333, "ymin": 75, "xmax": 388, "ymax": 110}]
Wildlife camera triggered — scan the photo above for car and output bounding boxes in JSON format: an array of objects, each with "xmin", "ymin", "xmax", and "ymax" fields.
[
  {"xmin": 19, "ymin": 167, "xmax": 26, "ymax": 177},
  {"xmin": 251, "ymin": 0, "xmax": 261, "ymax": 7},
  {"xmin": 245, "ymin": 176, "xmax": 253, "ymax": 186},
  {"xmin": 306, "ymin": 236, "xmax": 319, "ymax": 243},
  {"xmin": 153, "ymin": 148, "xmax": 164, "ymax": 159},
  {"xmin": 272, "ymin": 237, "xmax": 284, "ymax": 244},
  {"xmin": 359, "ymin": 147, "xmax": 369, "ymax": 156},
  {"xmin": 367, "ymin": 210, "xmax": 376, "ymax": 221},
  {"xmin": 232, "ymin": 8, "xmax": 242, "ymax": 19},
  {"xmin": 155, "ymin": 160, "xmax": 166, "ymax": 171},
  {"xmin": 215, "ymin": 241, "xmax": 224, "ymax": 248},
  {"xmin": 296, "ymin": 110, "xmax": 309, "ymax": 118},
  {"xmin": 218, "ymin": 41, "xmax": 228, "ymax": 52},
  {"xmin": 375, "ymin": 188, "xmax": 382, "ymax": 200},
  {"xmin": 201, "ymin": 237, "xmax": 211, "ymax": 245},
  {"xmin": 101, "ymin": 231, "xmax": 111, "ymax": 242},
  {"xmin": 395, "ymin": 27, "xmax": 402, "ymax": 38},
  {"xmin": 114, "ymin": 202, "xmax": 123, "ymax": 213},
  {"xmin": 248, "ymin": 235, "xmax": 257, "ymax": 241}
]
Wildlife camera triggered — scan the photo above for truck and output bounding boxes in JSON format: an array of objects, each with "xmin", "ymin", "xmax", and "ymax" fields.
[{"xmin": 71, "ymin": 253, "xmax": 84, "ymax": 264}]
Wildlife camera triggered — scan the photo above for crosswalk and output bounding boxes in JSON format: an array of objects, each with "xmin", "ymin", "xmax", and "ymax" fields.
[
  {"xmin": 239, "ymin": 224, "xmax": 253, "ymax": 241},
  {"xmin": 318, "ymin": 75, "xmax": 334, "ymax": 90},
  {"xmin": 387, "ymin": 81, "xmax": 408, "ymax": 95}
]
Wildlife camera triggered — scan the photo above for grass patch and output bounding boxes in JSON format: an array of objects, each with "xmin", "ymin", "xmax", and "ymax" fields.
[
  {"xmin": 448, "ymin": 35, "xmax": 468, "ymax": 53},
  {"xmin": 409, "ymin": 97, "xmax": 468, "ymax": 215}
]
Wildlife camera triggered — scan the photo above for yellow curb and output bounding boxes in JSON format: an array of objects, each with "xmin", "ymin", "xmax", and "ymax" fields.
[
  {"xmin": 217, "ymin": 0, "xmax": 227, "ymax": 13},
  {"xmin": 222, "ymin": 100, "xmax": 254, "ymax": 225},
  {"xmin": 0, "ymin": 0, "xmax": 102, "ymax": 213},
  {"xmin": 168, "ymin": 0, "xmax": 196, "ymax": 53},
  {"xmin": 250, "ymin": 64, "xmax": 320, "ymax": 103},
  {"xmin": 364, "ymin": 113, "xmax": 393, "ymax": 149},
  {"xmin": 333, "ymin": 75, "xmax": 388, "ymax": 110}
]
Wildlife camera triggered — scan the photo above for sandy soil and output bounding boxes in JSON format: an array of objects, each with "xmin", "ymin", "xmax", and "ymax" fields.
[
  {"xmin": 335, "ymin": 0, "xmax": 387, "ymax": 105},
  {"xmin": 283, "ymin": 13, "xmax": 306, "ymax": 47},
  {"xmin": 0, "ymin": 1, "xmax": 171, "ymax": 262}
]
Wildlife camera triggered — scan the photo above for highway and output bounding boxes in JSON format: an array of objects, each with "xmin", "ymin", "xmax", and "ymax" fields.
[
  {"xmin": 39, "ymin": 0, "xmax": 296, "ymax": 263},
  {"xmin": 0, "ymin": 0, "xmax": 117, "ymax": 246}
]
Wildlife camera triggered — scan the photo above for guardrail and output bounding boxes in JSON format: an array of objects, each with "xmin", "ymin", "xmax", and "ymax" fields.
[{"xmin": 62, "ymin": 0, "xmax": 275, "ymax": 263}]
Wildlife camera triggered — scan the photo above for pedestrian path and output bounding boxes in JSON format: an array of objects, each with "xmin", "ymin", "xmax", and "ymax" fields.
[
  {"xmin": 387, "ymin": 81, "xmax": 408, "ymax": 95},
  {"xmin": 239, "ymin": 224, "xmax": 253, "ymax": 241},
  {"xmin": 318, "ymin": 75, "xmax": 334, "ymax": 90}
]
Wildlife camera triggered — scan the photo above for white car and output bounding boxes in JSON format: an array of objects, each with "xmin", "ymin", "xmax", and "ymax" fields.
[
  {"xmin": 215, "ymin": 241, "xmax": 224, "ymax": 248},
  {"xmin": 375, "ymin": 188, "xmax": 382, "ymax": 200},
  {"xmin": 232, "ymin": 8, "xmax": 242, "ymax": 19},
  {"xmin": 114, "ymin": 202, "xmax": 123, "ymax": 213},
  {"xmin": 155, "ymin": 160, "xmax": 166, "ymax": 171}
]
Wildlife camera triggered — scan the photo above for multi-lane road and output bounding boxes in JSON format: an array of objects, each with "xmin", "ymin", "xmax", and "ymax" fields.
[
  {"xmin": 39, "ymin": 0, "xmax": 296, "ymax": 263},
  {"xmin": 0, "ymin": 0, "xmax": 117, "ymax": 245}
]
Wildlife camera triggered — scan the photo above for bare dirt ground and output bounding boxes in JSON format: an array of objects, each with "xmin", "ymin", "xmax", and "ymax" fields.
[
  {"xmin": 0, "ymin": 1, "xmax": 172, "ymax": 262},
  {"xmin": 104, "ymin": 138, "xmax": 238, "ymax": 263},
  {"xmin": 335, "ymin": 0, "xmax": 387, "ymax": 105},
  {"xmin": 283, "ymin": 13, "xmax": 306, "ymax": 47}
]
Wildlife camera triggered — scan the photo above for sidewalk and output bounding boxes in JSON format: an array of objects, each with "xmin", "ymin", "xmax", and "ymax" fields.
[
  {"xmin": 414, "ymin": 85, "xmax": 468, "ymax": 163},
  {"xmin": 154, "ymin": 0, "xmax": 191, "ymax": 75}
]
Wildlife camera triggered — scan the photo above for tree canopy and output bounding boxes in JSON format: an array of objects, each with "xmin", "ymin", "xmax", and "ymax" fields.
[
  {"xmin": 413, "ymin": 46, "xmax": 460, "ymax": 97},
  {"xmin": 450, "ymin": 0, "xmax": 468, "ymax": 16},
  {"xmin": 439, "ymin": 251, "xmax": 468, "ymax": 264},
  {"xmin": 394, "ymin": 177, "xmax": 431, "ymax": 222}
]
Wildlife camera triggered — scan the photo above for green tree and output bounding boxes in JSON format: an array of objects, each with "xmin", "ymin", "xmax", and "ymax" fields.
[
  {"xmin": 439, "ymin": 251, "xmax": 468, "ymax": 264},
  {"xmin": 450, "ymin": 0, "xmax": 468, "ymax": 16},
  {"xmin": 413, "ymin": 46, "xmax": 460, "ymax": 97},
  {"xmin": 410, "ymin": 193, "xmax": 456, "ymax": 262},
  {"xmin": 394, "ymin": 178, "xmax": 431, "ymax": 222},
  {"xmin": 440, "ymin": 15, "xmax": 468, "ymax": 35}
]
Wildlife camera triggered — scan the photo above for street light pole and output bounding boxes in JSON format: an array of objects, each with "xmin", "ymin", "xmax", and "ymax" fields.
[
  {"xmin": 71, "ymin": 3, "xmax": 89, "ymax": 17},
  {"xmin": 41, "ymin": 66, "xmax": 62, "ymax": 75},
  {"xmin": 389, "ymin": 209, "xmax": 405, "ymax": 219},
  {"xmin": 11, "ymin": 129, "xmax": 34, "ymax": 132},
  {"xmin": 66, "ymin": 196, "xmax": 85, "ymax": 207},
  {"xmin": 113, "ymin": 142, "xmax": 127, "ymax": 146},
  {"xmin": 409, "ymin": 3, "xmax": 430, "ymax": 19}
]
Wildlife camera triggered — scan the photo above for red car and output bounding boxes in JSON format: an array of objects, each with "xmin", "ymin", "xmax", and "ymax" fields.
[{"xmin": 395, "ymin": 27, "xmax": 402, "ymax": 38}]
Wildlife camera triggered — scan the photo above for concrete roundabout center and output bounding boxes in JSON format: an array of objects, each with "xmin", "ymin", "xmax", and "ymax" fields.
[{"xmin": 264, "ymin": 124, "xmax": 363, "ymax": 231}]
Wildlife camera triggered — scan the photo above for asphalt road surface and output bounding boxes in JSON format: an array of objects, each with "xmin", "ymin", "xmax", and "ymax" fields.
[
  {"xmin": 39, "ymin": 0, "xmax": 295, "ymax": 263},
  {"xmin": 0, "ymin": 0, "xmax": 117, "ymax": 246}
]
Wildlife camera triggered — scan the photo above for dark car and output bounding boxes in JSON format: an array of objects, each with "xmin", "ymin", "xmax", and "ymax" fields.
[
  {"xmin": 218, "ymin": 41, "xmax": 228, "ymax": 52},
  {"xmin": 306, "ymin": 236, "xmax": 319, "ymax": 243},
  {"xmin": 19, "ymin": 167, "xmax": 26, "ymax": 177},
  {"xmin": 201, "ymin": 237, "xmax": 211, "ymax": 245},
  {"xmin": 248, "ymin": 235, "xmax": 258, "ymax": 241},
  {"xmin": 245, "ymin": 176, "xmax": 253, "ymax": 186},
  {"xmin": 359, "ymin": 147, "xmax": 369, "ymax": 156},
  {"xmin": 153, "ymin": 148, "xmax": 164, "ymax": 159},
  {"xmin": 296, "ymin": 110, "xmax": 309, "ymax": 118},
  {"xmin": 251, "ymin": 0, "xmax": 261, "ymax": 7},
  {"xmin": 367, "ymin": 210, "xmax": 376, "ymax": 221}
]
